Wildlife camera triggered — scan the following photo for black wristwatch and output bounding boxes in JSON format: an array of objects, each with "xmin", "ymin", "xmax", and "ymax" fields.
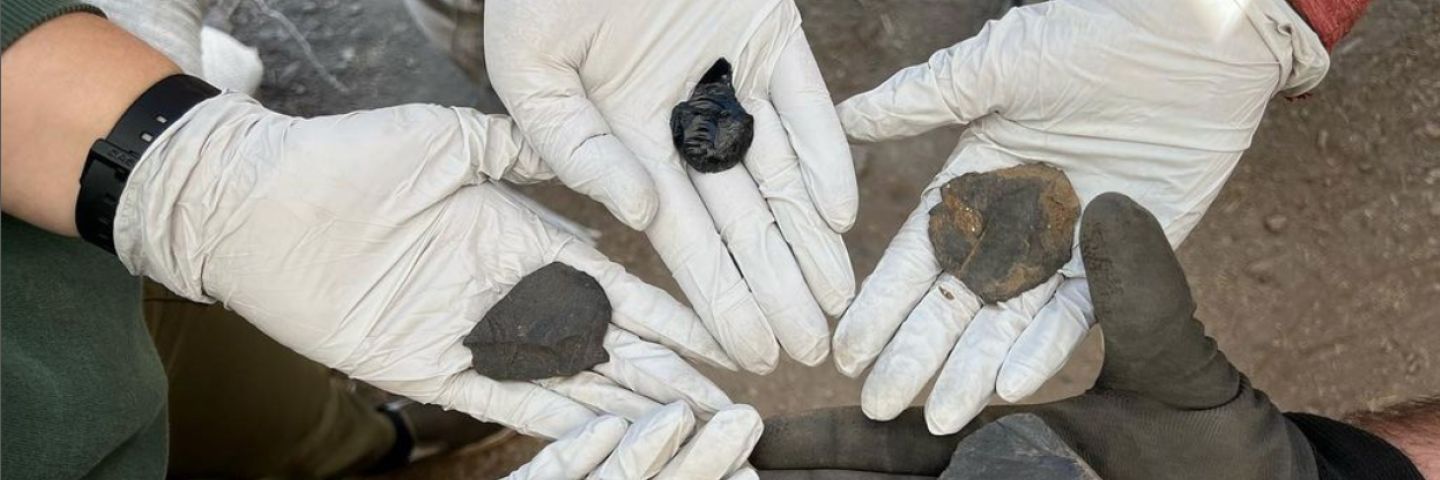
[{"xmin": 75, "ymin": 74, "xmax": 219, "ymax": 253}]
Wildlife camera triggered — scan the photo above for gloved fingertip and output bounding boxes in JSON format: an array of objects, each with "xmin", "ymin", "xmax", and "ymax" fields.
[
  {"xmin": 818, "ymin": 270, "xmax": 858, "ymax": 317},
  {"xmin": 925, "ymin": 408, "xmax": 967, "ymax": 437},
  {"xmin": 860, "ymin": 391, "xmax": 905, "ymax": 423},
  {"xmin": 566, "ymin": 135, "xmax": 658, "ymax": 231},
  {"xmin": 717, "ymin": 402, "xmax": 761, "ymax": 418},
  {"xmin": 926, "ymin": 390, "xmax": 986, "ymax": 436},
  {"xmin": 789, "ymin": 336, "xmax": 831, "ymax": 368},
  {"xmin": 830, "ymin": 351, "xmax": 857, "ymax": 378},
  {"xmin": 673, "ymin": 400, "xmax": 700, "ymax": 422},
  {"xmin": 835, "ymin": 97, "xmax": 877, "ymax": 144},
  {"xmin": 742, "ymin": 356, "xmax": 779, "ymax": 376},
  {"xmin": 725, "ymin": 467, "xmax": 760, "ymax": 480},
  {"xmin": 831, "ymin": 348, "xmax": 869, "ymax": 379},
  {"xmin": 831, "ymin": 326, "xmax": 882, "ymax": 379},
  {"xmin": 689, "ymin": 376, "xmax": 739, "ymax": 414},
  {"xmin": 794, "ymin": 353, "xmax": 828, "ymax": 369},
  {"xmin": 925, "ymin": 417, "xmax": 954, "ymax": 437},
  {"xmin": 818, "ymin": 197, "xmax": 859, "ymax": 233},
  {"xmin": 732, "ymin": 333, "xmax": 781, "ymax": 375},
  {"xmin": 588, "ymin": 414, "xmax": 632, "ymax": 438},
  {"xmin": 726, "ymin": 345, "xmax": 779, "ymax": 376},
  {"xmin": 608, "ymin": 182, "xmax": 659, "ymax": 231},
  {"xmin": 818, "ymin": 290, "xmax": 855, "ymax": 318},
  {"xmin": 713, "ymin": 404, "xmax": 764, "ymax": 438},
  {"xmin": 994, "ymin": 363, "xmax": 1044, "ymax": 403}
]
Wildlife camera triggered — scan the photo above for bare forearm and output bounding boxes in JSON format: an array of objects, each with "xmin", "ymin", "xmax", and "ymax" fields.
[
  {"xmin": 0, "ymin": 13, "xmax": 180, "ymax": 235},
  {"xmin": 1386, "ymin": 436, "xmax": 1440, "ymax": 480},
  {"xmin": 1349, "ymin": 397, "xmax": 1440, "ymax": 479}
]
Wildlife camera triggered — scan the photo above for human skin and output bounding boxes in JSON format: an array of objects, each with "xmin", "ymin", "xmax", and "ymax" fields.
[
  {"xmin": 1, "ymin": 13, "xmax": 180, "ymax": 236},
  {"xmin": 1351, "ymin": 398, "xmax": 1440, "ymax": 479}
]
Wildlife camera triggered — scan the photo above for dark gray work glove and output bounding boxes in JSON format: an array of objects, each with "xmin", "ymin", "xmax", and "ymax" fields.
[{"xmin": 751, "ymin": 193, "xmax": 1420, "ymax": 480}]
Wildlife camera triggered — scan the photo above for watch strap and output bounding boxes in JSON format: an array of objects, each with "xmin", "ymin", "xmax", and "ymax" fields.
[{"xmin": 76, "ymin": 74, "xmax": 219, "ymax": 253}]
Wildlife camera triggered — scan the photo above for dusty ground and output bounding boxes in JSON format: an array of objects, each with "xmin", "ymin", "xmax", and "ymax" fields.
[{"xmin": 222, "ymin": 0, "xmax": 1439, "ymax": 477}]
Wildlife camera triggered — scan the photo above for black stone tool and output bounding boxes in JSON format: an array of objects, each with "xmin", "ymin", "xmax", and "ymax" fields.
[
  {"xmin": 671, "ymin": 58, "xmax": 754, "ymax": 173},
  {"xmin": 464, "ymin": 263, "xmax": 611, "ymax": 381},
  {"xmin": 928, "ymin": 164, "xmax": 1080, "ymax": 304}
]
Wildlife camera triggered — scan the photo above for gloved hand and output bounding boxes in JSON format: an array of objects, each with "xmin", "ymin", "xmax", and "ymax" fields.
[
  {"xmin": 506, "ymin": 404, "xmax": 766, "ymax": 480},
  {"xmin": 832, "ymin": 0, "xmax": 1332, "ymax": 433},
  {"xmin": 749, "ymin": 193, "xmax": 1419, "ymax": 480},
  {"xmin": 486, "ymin": 0, "xmax": 858, "ymax": 374},
  {"xmin": 500, "ymin": 415, "xmax": 630, "ymax": 480},
  {"xmin": 113, "ymin": 92, "xmax": 756, "ymax": 476}
]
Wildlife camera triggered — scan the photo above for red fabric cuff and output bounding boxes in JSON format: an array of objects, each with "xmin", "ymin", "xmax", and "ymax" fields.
[{"xmin": 1287, "ymin": 0, "xmax": 1373, "ymax": 50}]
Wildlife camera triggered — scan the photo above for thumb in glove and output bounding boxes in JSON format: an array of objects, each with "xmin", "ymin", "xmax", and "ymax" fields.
[
  {"xmin": 751, "ymin": 193, "xmax": 1320, "ymax": 480},
  {"xmin": 1077, "ymin": 192, "xmax": 1238, "ymax": 408},
  {"xmin": 934, "ymin": 192, "xmax": 1315, "ymax": 480}
]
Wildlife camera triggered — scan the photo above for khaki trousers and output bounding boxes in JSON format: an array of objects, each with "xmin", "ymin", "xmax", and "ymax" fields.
[{"xmin": 144, "ymin": 281, "xmax": 396, "ymax": 480}]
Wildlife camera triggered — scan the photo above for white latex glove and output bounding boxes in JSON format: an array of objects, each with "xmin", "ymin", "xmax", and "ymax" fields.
[
  {"xmin": 503, "ymin": 404, "xmax": 764, "ymax": 480},
  {"xmin": 199, "ymin": 26, "xmax": 263, "ymax": 95},
  {"xmin": 501, "ymin": 415, "xmax": 629, "ymax": 480},
  {"xmin": 832, "ymin": 0, "xmax": 1330, "ymax": 434},
  {"xmin": 114, "ymin": 93, "xmax": 742, "ymax": 467},
  {"xmin": 587, "ymin": 403, "xmax": 763, "ymax": 480},
  {"xmin": 86, "ymin": 0, "xmax": 262, "ymax": 95},
  {"xmin": 487, "ymin": 0, "xmax": 858, "ymax": 374}
]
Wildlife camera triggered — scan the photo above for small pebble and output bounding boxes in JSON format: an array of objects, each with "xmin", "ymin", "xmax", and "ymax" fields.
[
  {"xmin": 1422, "ymin": 122, "xmax": 1440, "ymax": 140},
  {"xmin": 1264, "ymin": 214, "xmax": 1289, "ymax": 233},
  {"xmin": 1246, "ymin": 259, "xmax": 1276, "ymax": 284}
]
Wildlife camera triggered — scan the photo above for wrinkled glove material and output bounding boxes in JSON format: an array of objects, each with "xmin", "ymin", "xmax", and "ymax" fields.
[
  {"xmin": 832, "ymin": 0, "xmax": 1332, "ymax": 433},
  {"xmin": 112, "ymin": 93, "xmax": 760, "ymax": 478},
  {"xmin": 488, "ymin": 0, "xmax": 859, "ymax": 374}
]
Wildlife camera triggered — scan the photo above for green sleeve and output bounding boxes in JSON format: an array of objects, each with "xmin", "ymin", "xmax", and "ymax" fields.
[
  {"xmin": 1, "ymin": 0, "xmax": 103, "ymax": 51},
  {"xmin": 2, "ymin": 215, "xmax": 169, "ymax": 480}
]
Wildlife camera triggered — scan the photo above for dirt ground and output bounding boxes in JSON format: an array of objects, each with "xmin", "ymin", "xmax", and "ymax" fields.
[{"xmin": 221, "ymin": 0, "xmax": 1439, "ymax": 477}]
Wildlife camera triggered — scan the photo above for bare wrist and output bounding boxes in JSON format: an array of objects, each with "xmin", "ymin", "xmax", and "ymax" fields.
[{"xmin": 0, "ymin": 13, "xmax": 180, "ymax": 236}]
